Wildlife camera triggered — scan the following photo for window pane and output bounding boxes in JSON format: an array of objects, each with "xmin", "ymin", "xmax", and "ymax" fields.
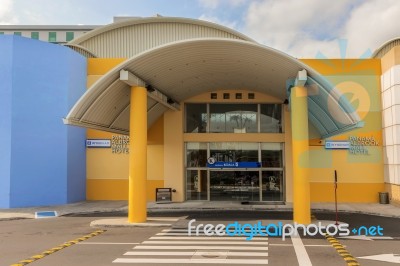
[
  {"xmin": 31, "ymin": 32, "xmax": 39, "ymax": 39},
  {"xmin": 210, "ymin": 142, "xmax": 259, "ymax": 162},
  {"xmin": 210, "ymin": 171, "xmax": 259, "ymax": 201},
  {"xmin": 185, "ymin": 104, "xmax": 207, "ymax": 133},
  {"xmin": 14, "ymin": 32, "xmax": 21, "ymax": 36},
  {"xmin": 210, "ymin": 104, "xmax": 257, "ymax": 133},
  {"xmin": 262, "ymin": 171, "xmax": 284, "ymax": 201},
  {"xmin": 261, "ymin": 143, "xmax": 283, "ymax": 168},
  {"xmin": 260, "ymin": 104, "xmax": 282, "ymax": 133},
  {"xmin": 48, "ymin": 32, "xmax": 57, "ymax": 42},
  {"xmin": 186, "ymin": 170, "xmax": 207, "ymax": 200},
  {"xmin": 66, "ymin": 32, "xmax": 74, "ymax": 41},
  {"xmin": 186, "ymin": 142, "xmax": 208, "ymax": 167}
]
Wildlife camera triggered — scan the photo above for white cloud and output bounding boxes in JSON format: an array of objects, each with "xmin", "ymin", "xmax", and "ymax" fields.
[
  {"xmin": 242, "ymin": 0, "xmax": 400, "ymax": 58},
  {"xmin": 0, "ymin": 0, "xmax": 18, "ymax": 24},
  {"xmin": 199, "ymin": 14, "xmax": 238, "ymax": 30},
  {"xmin": 243, "ymin": 0, "xmax": 356, "ymax": 57},
  {"xmin": 198, "ymin": 0, "xmax": 220, "ymax": 9},
  {"xmin": 2, "ymin": 0, "xmax": 399, "ymax": 59},
  {"xmin": 342, "ymin": 0, "xmax": 400, "ymax": 57},
  {"xmin": 198, "ymin": 0, "xmax": 247, "ymax": 9}
]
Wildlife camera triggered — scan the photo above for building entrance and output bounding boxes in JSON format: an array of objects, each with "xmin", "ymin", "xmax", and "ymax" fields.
[
  {"xmin": 185, "ymin": 141, "xmax": 285, "ymax": 202},
  {"xmin": 210, "ymin": 170, "xmax": 259, "ymax": 201}
]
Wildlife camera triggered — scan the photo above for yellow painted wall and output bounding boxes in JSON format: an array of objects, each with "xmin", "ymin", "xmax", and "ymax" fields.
[
  {"xmin": 301, "ymin": 59, "xmax": 381, "ymax": 76},
  {"xmin": 87, "ymin": 179, "xmax": 164, "ymax": 201},
  {"xmin": 164, "ymin": 109, "xmax": 184, "ymax": 202},
  {"xmin": 386, "ymin": 183, "xmax": 400, "ymax": 205},
  {"xmin": 302, "ymin": 59, "xmax": 384, "ymax": 202},
  {"xmin": 85, "ymin": 58, "xmax": 384, "ymax": 203},
  {"xmin": 147, "ymin": 117, "xmax": 165, "ymax": 181},
  {"xmin": 381, "ymin": 46, "xmax": 400, "ymax": 73},
  {"xmin": 284, "ymin": 105, "xmax": 293, "ymax": 202},
  {"xmin": 87, "ymin": 58, "xmax": 126, "ymax": 75},
  {"xmin": 86, "ymin": 58, "xmax": 164, "ymax": 201},
  {"xmin": 187, "ymin": 89, "xmax": 281, "ymax": 103},
  {"xmin": 311, "ymin": 183, "xmax": 385, "ymax": 202}
]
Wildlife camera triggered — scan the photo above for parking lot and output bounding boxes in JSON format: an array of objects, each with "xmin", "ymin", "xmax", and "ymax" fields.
[{"xmin": 1, "ymin": 210, "xmax": 399, "ymax": 265}]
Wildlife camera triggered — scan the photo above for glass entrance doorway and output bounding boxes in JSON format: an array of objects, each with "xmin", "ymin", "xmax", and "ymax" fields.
[
  {"xmin": 210, "ymin": 171, "xmax": 259, "ymax": 201},
  {"xmin": 185, "ymin": 141, "xmax": 285, "ymax": 202}
]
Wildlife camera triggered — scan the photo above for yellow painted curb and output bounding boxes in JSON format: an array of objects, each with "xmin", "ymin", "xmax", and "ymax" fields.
[
  {"xmin": 9, "ymin": 230, "xmax": 106, "ymax": 266},
  {"xmin": 325, "ymin": 233, "xmax": 360, "ymax": 266}
]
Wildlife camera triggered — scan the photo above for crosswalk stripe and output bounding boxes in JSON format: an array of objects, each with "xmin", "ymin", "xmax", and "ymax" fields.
[
  {"xmin": 156, "ymin": 232, "xmax": 268, "ymax": 237},
  {"xmin": 229, "ymin": 251, "xmax": 268, "ymax": 257},
  {"xmin": 113, "ymin": 258, "xmax": 268, "ymax": 264},
  {"xmin": 113, "ymin": 226, "xmax": 268, "ymax": 264},
  {"xmin": 142, "ymin": 240, "xmax": 268, "ymax": 245},
  {"xmin": 133, "ymin": 245, "xmax": 268, "ymax": 250},
  {"xmin": 162, "ymin": 229, "xmax": 189, "ymax": 232},
  {"xmin": 150, "ymin": 236, "xmax": 268, "ymax": 241},
  {"xmin": 124, "ymin": 251, "xmax": 269, "ymax": 257},
  {"xmin": 77, "ymin": 242, "xmax": 139, "ymax": 245},
  {"xmin": 163, "ymin": 229, "xmax": 265, "ymax": 233},
  {"xmin": 148, "ymin": 217, "xmax": 181, "ymax": 222},
  {"xmin": 157, "ymin": 232, "xmax": 194, "ymax": 236}
]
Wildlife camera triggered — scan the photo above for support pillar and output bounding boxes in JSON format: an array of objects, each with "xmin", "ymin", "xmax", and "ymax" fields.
[
  {"xmin": 128, "ymin": 86, "xmax": 147, "ymax": 223},
  {"xmin": 290, "ymin": 86, "xmax": 311, "ymax": 224}
]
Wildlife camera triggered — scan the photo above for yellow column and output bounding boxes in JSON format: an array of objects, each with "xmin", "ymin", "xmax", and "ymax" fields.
[
  {"xmin": 290, "ymin": 86, "xmax": 311, "ymax": 224},
  {"xmin": 128, "ymin": 86, "xmax": 147, "ymax": 223}
]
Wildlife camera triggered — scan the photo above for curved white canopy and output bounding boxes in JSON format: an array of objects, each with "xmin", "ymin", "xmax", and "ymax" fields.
[{"xmin": 65, "ymin": 38, "xmax": 361, "ymax": 138}]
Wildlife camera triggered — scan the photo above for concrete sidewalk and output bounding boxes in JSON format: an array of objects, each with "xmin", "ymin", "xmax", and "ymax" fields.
[{"xmin": 1, "ymin": 201, "xmax": 400, "ymax": 220}]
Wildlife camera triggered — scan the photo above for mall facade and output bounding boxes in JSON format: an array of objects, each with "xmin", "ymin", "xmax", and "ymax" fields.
[{"xmin": 1, "ymin": 16, "xmax": 400, "ymax": 222}]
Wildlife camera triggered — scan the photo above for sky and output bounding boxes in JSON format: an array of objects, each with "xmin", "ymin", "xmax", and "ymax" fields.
[{"xmin": 1, "ymin": 0, "xmax": 400, "ymax": 58}]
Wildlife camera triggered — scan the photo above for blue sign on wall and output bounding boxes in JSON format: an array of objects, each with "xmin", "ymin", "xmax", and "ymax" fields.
[
  {"xmin": 207, "ymin": 161, "xmax": 261, "ymax": 168},
  {"xmin": 86, "ymin": 139, "xmax": 111, "ymax": 148},
  {"xmin": 325, "ymin": 141, "xmax": 350, "ymax": 149}
]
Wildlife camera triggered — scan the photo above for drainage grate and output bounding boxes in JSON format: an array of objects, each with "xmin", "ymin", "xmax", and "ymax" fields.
[{"xmin": 192, "ymin": 250, "xmax": 228, "ymax": 260}]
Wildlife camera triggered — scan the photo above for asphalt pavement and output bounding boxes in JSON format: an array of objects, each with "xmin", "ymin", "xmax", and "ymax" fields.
[{"xmin": 1, "ymin": 208, "xmax": 399, "ymax": 266}]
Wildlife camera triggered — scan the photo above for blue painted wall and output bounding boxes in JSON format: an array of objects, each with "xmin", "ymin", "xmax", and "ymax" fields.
[
  {"xmin": 66, "ymin": 57, "xmax": 87, "ymax": 203},
  {"xmin": 0, "ymin": 37, "xmax": 13, "ymax": 208},
  {"xmin": 0, "ymin": 36, "xmax": 86, "ymax": 208}
]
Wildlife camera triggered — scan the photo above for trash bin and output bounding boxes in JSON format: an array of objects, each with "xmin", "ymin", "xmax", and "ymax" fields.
[
  {"xmin": 156, "ymin": 188, "xmax": 172, "ymax": 203},
  {"xmin": 378, "ymin": 192, "xmax": 389, "ymax": 204}
]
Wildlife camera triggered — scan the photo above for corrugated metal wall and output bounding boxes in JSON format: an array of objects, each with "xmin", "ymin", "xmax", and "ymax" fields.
[
  {"xmin": 78, "ymin": 22, "xmax": 247, "ymax": 58},
  {"xmin": 374, "ymin": 39, "xmax": 400, "ymax": 58},
  {"xmin": 64, "ymin": 44, "xmax": 97, "ymax": 58}
]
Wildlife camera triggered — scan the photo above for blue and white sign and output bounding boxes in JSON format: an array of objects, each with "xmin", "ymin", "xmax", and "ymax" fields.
[
  {"xmin": 207, "ymin": 160, "xmax": 261, "ymax": 168},
  {"xmin": 35, "ymin": 211, "xmax": 58, "ymax": 219},
  {"xmin": 86, "ymin": 139, "xmax": 111, "ymax": 148},
  {"xmin": 325, "ymin": 141, "xmax": 350, "ymax": 149}
]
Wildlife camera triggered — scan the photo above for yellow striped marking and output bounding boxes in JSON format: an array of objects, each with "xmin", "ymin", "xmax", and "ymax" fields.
[
  {"xmin": 325, "ymin": 233, "xmax": 360, "ymax": 266},
  {"xmin": 9, "ymin": 230, "xmax": 106, "ymax": 266}
]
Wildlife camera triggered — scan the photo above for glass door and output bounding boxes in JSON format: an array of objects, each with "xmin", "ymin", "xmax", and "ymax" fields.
[
  {"xmin": 210, "ymin": 171, "xmax": 259, "ymax": 201},
  {"xmin": 262, "ymin": 171, "xmax": 284, "ymax": 201}
]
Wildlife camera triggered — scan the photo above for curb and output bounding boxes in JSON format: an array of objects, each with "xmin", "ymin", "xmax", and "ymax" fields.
[{"xmin": 1, "ymin": 206, "xmax": 400, "ymax": 220}]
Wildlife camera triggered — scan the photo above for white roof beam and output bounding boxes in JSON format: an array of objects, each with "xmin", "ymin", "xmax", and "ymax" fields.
[
  {"xmin": 119, "ymin": 69, "xmax": 180, "ymax": 111},
  {"xmin": 295, "ymin": 69, "xmax": 307, "ymax": 87},
  {"xmin": 120, "ymin": 69, "xmax": 146, "ymax": 87}
]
